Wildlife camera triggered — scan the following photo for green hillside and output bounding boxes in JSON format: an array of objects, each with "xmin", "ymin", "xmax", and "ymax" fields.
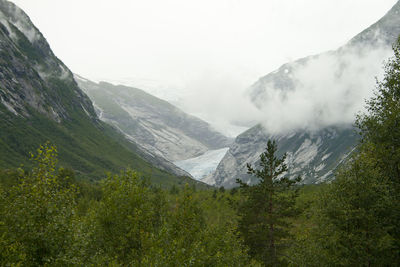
[{"xmin": 0, "ymin": 0, "xmax": 199, "ymax": 187}]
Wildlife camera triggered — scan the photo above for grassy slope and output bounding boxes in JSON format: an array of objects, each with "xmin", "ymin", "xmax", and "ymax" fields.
[
  {"xmin": 0, "ymin": 103, "xmax": 199, "ymax": 188},
  {"xmin": 0, "ymin": 15, "xmax": 205, "ymax": 188}
]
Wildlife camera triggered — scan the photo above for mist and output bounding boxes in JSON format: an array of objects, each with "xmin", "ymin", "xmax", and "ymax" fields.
[
  {"xmin": 9, "ymin": 0, "xmax": 399, "ymax": 137},
  {"xmin": 251, "ymin": 43, "xmax": 393, "ymax": 134}
]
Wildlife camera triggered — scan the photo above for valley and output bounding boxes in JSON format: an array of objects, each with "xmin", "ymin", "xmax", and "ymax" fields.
[{"xmin": 1, "ymin": 0, "xmax": 400, "ymax": 265}]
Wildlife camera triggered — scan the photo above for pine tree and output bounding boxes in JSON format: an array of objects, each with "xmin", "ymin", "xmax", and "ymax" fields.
[{"xmin": 237, "ymin": 140, "xmax": 300, "ymax": 266}]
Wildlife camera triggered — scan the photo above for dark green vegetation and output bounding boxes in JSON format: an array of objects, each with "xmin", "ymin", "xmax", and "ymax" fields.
[
  {"xmin": 0, "ymin": 144, "xmax": 255, "ymax": 266},
  {"xmin": 0, "ymin": 101, "xmax": 192, "ymax": 186},
  {"xmin": 1, "ymin": 0, "xmax": 400, "ymax": 264},
  {"xmin": 285, "ymin": 38, "xmax": 400, "ymax": 266},
  {"xmin": 237, "ymin": 140, "xmax": 300, "ymax": 266},
  {"xmin": 0, "ymin": 101, "xmax": 198, "ymax": 187},
  {"xmin": 0, "ymin": 38, "xmax": 399, "ymax": 266}
]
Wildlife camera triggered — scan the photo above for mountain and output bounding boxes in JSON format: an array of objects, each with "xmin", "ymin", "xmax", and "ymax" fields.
[
  {"xmin": 211, "ymin": 1, "xmax": 400, "ymax": 188},
  {"xmin": 75, "ymin": 76, "xmax": 232, "ymax": 162},
  {"xmin": 0, "ymin": 0, "xmax": 199, "ymax": 187},
  {"xmin": 249, "ymin": 1, "xmax": 400, "ymax": 108},
  {"xmin": 211, "ymin": 125, "xmax": 358, "ymax": 188}
]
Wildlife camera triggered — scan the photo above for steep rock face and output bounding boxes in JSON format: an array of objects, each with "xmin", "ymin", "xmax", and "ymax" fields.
[
  {"xmin": 212, "ymin": 125, "xmax": 358, "ymax": 188},
  {"xmin": 0, "ymin": 0, "xmax": 196, "ymax": 185},
  {"xmin": 212, "ymin": 1, "xmax": 400, "ymax": 187},
  {"xmin": 75, "ymin": 76, "xmax": 232, "ymax": 162},
  {"xmin": 348, "ymin": 0, "xmax": 400, "ymax": 47},
  {"xmin": 249, "ymin": 1, "xmax": 400, "ymax": 106},
  {"xmin": 0, "ymin": 1, "xmax": 95, "ymax": 121}
]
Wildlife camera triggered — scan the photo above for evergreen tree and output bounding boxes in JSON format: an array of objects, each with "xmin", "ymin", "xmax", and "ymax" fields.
[
  {"xmin": 355, "ymin": 35, "xmax": 400, "ymax": 261},
  {"xmin": 315, "ymin": 154, "xmax": 397, "ymax": 266},
  {"xmin": 237, "ymin": 140, "xmax": 300, "ymax": 266},
  {"xmin": 289, "ymin": 37, "xmax": 400, "ymax": 266}
]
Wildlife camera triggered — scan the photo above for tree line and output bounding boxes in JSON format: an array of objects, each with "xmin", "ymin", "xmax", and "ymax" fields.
[{"xmin": 1, "ymin": 38, "xmax": 400, "ymax": 266}]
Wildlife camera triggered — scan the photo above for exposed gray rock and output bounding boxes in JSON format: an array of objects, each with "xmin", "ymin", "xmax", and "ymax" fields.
[
  {"xmin": 0, "ymin": 0, "xmax": 192, "ymax": 181},
  {"xmin": 75, "ymin": 76, "xmax": 232, "ymax": 162},
  {"xmin": 211, "ymin": 125, "xmax": 358, "ymax": 188},
  {"xmin": 249, "ymin": 1, "xmax": 400, "ymax": 107},
  {"xmin": 212, "ymin": 1, "xmax": 400, "ymax": 188},
  {"xmin": 0, "ymin": 0, "xmax": 96, "ymax": 122}
]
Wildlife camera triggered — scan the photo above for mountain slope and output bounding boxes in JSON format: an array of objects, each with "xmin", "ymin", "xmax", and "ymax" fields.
[
  {"xmin": 0, "ymin": 0, "xmax": 197, "ymax": 187},
  {"xmin": 249, "ymin": 0, "xmax": 400, "ymax": 109},
  {"xmin": 75, "ymin": 76, "xmax": 232, "ymax": 162},
  {"xmin": 211, "ymin": 125, "xmax": 358, "ymax": 188},
  {"xmin": 211, "ymin": 1, "xmax": 400, "ymax": 187}
]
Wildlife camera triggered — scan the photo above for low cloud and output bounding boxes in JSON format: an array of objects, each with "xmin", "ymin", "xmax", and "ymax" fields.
[
  {"xmin": 252, "ymin": 42, "xmax": 393, "ymax": 134},
  {"xmin": 179, "ymin": 42, "xmax": 393, "ymax": 137},
  {"xmin": 178, "ymin": 68, "xmax": 261, "ymax": 137}
]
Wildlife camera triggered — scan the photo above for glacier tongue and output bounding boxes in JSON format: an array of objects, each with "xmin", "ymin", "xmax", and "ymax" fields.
[{"xmin": 174, "ymin": 148, "xmax": 229, "ymax": 183}]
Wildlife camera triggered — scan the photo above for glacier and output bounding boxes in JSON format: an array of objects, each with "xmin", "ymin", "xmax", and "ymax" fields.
[{"xmin": 174, "ymin": 148, "xmax": 229, "ymax": 183}]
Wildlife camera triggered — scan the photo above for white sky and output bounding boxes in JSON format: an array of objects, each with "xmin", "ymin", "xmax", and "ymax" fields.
[{"xmin": 10, "ymin": 0, "xmax": 399, "ymax": 135}]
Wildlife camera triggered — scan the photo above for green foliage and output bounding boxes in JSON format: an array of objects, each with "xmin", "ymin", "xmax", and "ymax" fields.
[
  {"xmin": 288, "ymin": 155, "xmax": 398, "ymax": 266},
  {"xmin": 0, "ymin": 103, "xmax": 198, "ymax": 187},
  {"xmin": 357, "ymin": 36, "xmax": 400, "ymax": 189},
  {"xmin": 75, "ymin": 170, "xmax": 167, "ymax": 265},
  {"xmin": 0, "ymin": 143, "xmax": 77, "ymax": 266},
  {"xmin": 320, "ymin": 154, "xmax": 396, "ymax": 265},
  {"xmin": 4, "ymin": 37, "xmax": 400, "ymax": 265},
  {"xmin": 0, "ymin": 144, "xmax": 255, "ymax": 266},
  {"xmin": 143, "ymin": 186, "xmax": 253, "ymax": 266},
  {"xmin": 237, "ymin": 140, "xmax": 300, "ymax": 266},
  {"xmin": 286, "ymin": 37, "xmax": 400, "ymax": 267},
  {"xmin": 354, "ymin": 36, "xmax": 400, "ymax": 262},
  {"xmin": 354, "ymin": 36, "xmax": 400, "ymax": 263}
]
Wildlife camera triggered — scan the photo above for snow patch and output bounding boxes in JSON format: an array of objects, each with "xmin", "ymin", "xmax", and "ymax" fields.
[
  {"xmin": 315, "ymin": 163, "xmax": 326, "ymax": 172},
  {"xmin": 293, "ymin": 139, "xmax": 318, "ymax": 167},
  {"xmin": 59, "ymin": 64, "xmax": 70, "ymax": 80},
  {"xmin": 322, "ymin": 153, "xmax": 332, "ymax": 161},
  {"xmin": 91, "ymin": 101, "xmax": 105, "ymax": 120},
  {"xmin": 0, "ymin": 16, "xmax": 17, "ymax": 40},
  {"xmin": 9, "ymin": 6, "xmax": 40, "ymax": 43},
  {"xmin": 14, "ymin": 21, "xmax": 39, "ymax": 43},
  {"xmin": 74, "ymin": 74, "xmax": 91, "ymax": 83},
  {"xmin": 1, "ymin": 98, "xmax": 18, "ymax": 116},
  {"xmin": 319, "ymin": 170, "xmax": 333, "ymax": 183},
  {"xmin": 81, "ymin": 104, "xmax": 91, "ymax": 117}
]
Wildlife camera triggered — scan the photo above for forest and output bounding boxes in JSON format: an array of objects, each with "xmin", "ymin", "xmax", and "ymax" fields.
[{"xmin": 0, "ymin": 39, "xmax": 400, "ymax": 267}]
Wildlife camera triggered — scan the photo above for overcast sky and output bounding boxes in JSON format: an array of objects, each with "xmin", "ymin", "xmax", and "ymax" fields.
[{"xmin": 10, "ymin": 0, "xmax": 399, "ymax": 135}]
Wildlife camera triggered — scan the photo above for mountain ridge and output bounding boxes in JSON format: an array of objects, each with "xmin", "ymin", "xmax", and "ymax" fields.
[
  {"xmin": 0, "ymin": 0, "xmax": 200, "ymax": 187},
  {"xmin": 75, "ymin": 75, "xmax": 232, "ymax": 162},
  {"xmin": 211, "ymin": 0, "xmax": 400, "ymax": 187}
]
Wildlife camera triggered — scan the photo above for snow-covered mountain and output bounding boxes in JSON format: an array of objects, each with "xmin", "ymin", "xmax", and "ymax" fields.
[
  {"xmin": 211, "ymin": 0, "xmax": 400, "ymax": 188},
  {"xmin": 75, "ymin": 76, "xmax": 232, "ymax": 163}
]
